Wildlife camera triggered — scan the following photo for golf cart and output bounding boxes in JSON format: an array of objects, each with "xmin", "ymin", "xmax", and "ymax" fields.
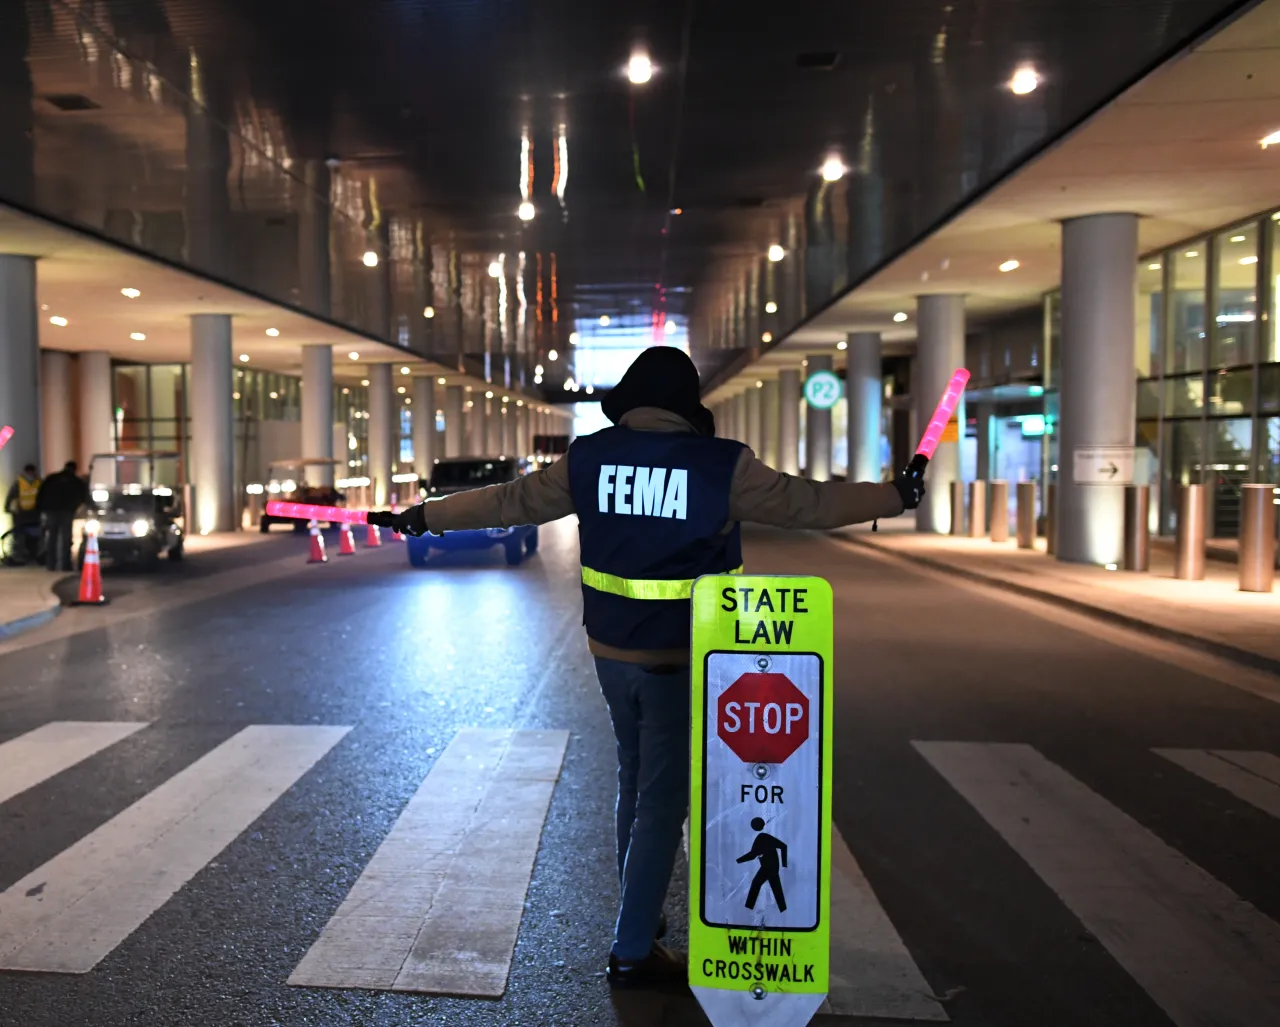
[
  {"xmin": 257, "ymin": 458, "xmax": 345, "ymax": 532},
  {"xmin": 81, "ymin": 451, "xmax": 186, "ymax": 571}
]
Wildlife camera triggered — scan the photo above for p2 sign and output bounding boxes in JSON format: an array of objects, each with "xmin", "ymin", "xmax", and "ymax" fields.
[
  {"xmin": 690, "ymin": 575, "xmax": 834, "ymax": 1027},
  {"xmin": 802, "ymin": 371, "xmax": 842, "ymax": 411}
]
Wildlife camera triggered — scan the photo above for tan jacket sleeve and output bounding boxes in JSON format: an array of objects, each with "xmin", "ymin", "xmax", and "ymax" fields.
[
  {"xmin": 727, "ymin": 449, "xmax": 904, "ymax": 529},
  {"xmin": 424, "ymin": 454, "xmax": 576, "ymax": 533}
]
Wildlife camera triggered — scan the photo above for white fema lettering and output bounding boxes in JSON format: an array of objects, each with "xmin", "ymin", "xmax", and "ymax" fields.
[{"xmin": 598, "ymin": 465, "xmax": 688, "ymax": 519}]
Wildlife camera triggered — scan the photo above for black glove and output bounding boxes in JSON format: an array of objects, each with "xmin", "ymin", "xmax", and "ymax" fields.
[
  {"xmin": 368, "ymin": 506, "xmax": 429, "ymax": 536},
  {"xmin": 892, "ymin": 456, "xmax": 927, "ymax": 511}
]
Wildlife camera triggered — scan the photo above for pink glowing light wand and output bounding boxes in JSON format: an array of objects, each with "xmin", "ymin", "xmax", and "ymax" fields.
[
  {"xmin": 265, "ymin": 500, "xmax": 371, "ymax": 525},
  {"xmin": 915, "ymin": 368, "xmax": 971, "ymax": 461},
  {"xmin": 0, "ymin": 425, "xmax": 14, "ymax": 453}
]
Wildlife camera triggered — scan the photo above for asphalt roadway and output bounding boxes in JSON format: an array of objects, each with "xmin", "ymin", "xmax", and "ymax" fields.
[{"xmin": 0, "ymin": 520, "xmax": 1276, "ymax": 1027}]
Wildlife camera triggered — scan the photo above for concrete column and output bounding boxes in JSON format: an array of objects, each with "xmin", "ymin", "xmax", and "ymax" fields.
[
  {"xmin": 718, "ymin": 399, "xmax": 733, "ymax": 440},
  {"xmin": 484, "ymin": 394, "xmax": 502, "ymax": 455},
  {"xmin": 760, "ymin": 380, "xmax": 780, "ymax": 468},
  {"xmin": 301, "ymin": 345, "xmax": 334, "ymax": 487},
  {"xmin": 444, "ymin": 385, "xmax": 464, "ymax": 458},
  {"xmin": 915, "ymin": 295, "xmax": 966, "ymax": 533},
  {"xmin": 41, "ymin": 349, "xmax": 74, "ymax": 471},
  {"xmin": 189, "ymin": 313, "xmax": 234, "ymax": 533},
  {"xmin": 367, "ymin": 363, "xmax": 394, "ymax": 506},
  {"xmin": 804, "ymin": 354, "xmax": 833, "ymax": 481},
  {"xmin": 1058, "ymin": 212, "xmax": 1138, "ymax": 565},
  {"xmin": 517, "ymin": 403, "xmax": 530, "ymax": 456},
  {"xmin": 846, "ymin": 332, "xmax": 882, "ymax": 483},
  {"xmin": 78, "ymin": 350, "xmax": 114, "ymax": 466},
  {"xmin": 745, "ymin": 384, "xmax": 763, "ymax": 454},
  {"xmin": 412, "ymin": 376, "xmax": 436, "ymax": 477},
  {"xmin": 501, "ymin": 399, "xmax": 516, "ymax": 455},
  {"xmin": 975, "ymin": 404, "xmax": 994, "ymax": 483},
  {"xmin": 298, "ymin": 159, "xmax": 331, "ymax": 317},
  {"xmin": 467, "ymin": 392, "xmax": 485, "ymax": 456},
  {"xmin": 778, "ymin": 368, "xmax": 801, "ymax": 475},
  {"xmin": 734, "ymin": 392, "xmax": 749, "ymax": 444},
  {"xmin": 0, "ymin": 255, "xmax": 38, "ymax": 531}
]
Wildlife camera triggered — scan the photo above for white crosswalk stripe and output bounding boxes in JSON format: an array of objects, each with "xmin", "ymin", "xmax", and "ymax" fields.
[
  {"xmin": 0, "ymin": 724, "xmax": 349, "ymax": 973},
  {"xmin": 915, "ymin": 740, "xmax": 1280, "ymax": 1027},
  {"xmin": 1155, "ymin": 748, "xmax": 1280, "ymax": 820},
  {"xmin": 0, "ymin": 722, "xmax": 148, "ymax": 806}
]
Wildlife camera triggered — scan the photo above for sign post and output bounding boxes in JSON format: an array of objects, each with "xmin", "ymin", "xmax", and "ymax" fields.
[{"xmin": 690, "ymin": 574, "xmax": 834, "ymax": 1027}]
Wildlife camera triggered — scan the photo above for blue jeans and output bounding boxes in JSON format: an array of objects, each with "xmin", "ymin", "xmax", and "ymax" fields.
[{"xmin": 594, "ymin": 657, "xmax": 690, "ymax": 962}]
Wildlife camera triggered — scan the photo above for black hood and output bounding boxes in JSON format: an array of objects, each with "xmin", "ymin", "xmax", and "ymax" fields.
[{"xmin": 600, "ymin": 346, "xmax": 715, "ymax": 436}]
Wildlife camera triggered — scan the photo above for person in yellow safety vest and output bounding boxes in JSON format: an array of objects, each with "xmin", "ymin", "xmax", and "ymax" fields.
[
  {"xmin": 4, "ymin": 463, "xmax": 42, "ymax": 562},
  {"xmin": 382, "ymin": 346, "xmax": 926, "ymax": 991}
]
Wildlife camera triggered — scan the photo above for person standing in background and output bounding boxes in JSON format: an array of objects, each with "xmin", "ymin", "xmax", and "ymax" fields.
[{"xmin": 37, "ymin": 460, "xmax": 88, "ymax": 572}]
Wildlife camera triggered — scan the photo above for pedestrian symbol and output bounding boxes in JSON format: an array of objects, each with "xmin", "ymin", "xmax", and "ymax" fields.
[{"xmin": 739, "ymin": 817, "xmax": 788, "ymax": 913}]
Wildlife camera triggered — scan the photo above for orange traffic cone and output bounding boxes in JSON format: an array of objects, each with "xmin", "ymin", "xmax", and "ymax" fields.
[
  {"xmin": 365, "ymin": 521, "xmax": 382, "ymax": 547},
  {"xmin": 307, "ymin": 520, "xmax": 328, "ymax": 563},
  {"xmin": 74, "ymin": 530, "xmax": 108, "ymax": 606},
  {"xmin": 389, "ymin": 501, "xmax": 404, "ymax": 542},
  {"xmin": 339, "ymin": 524, "xmax": 357, "ymax": 555}
]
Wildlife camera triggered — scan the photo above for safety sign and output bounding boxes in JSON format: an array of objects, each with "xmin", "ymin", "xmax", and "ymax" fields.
[
  {"xmin": 802, "ymin": 371, "xmax": 842, "ymax": 411},
  {"xmin": 690, "ymin": 574, "xmax": 834, "ymax": 1027}
]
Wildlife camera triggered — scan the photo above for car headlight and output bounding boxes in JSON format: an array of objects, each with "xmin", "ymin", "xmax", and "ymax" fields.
[
  {"xmin": 84, "ymin": 518, "xmax": 101, "ymax": 536},
  {"xmin": 91, "ymin": 489, "xmax": 110, "ymax": 503},
  {"xmin": 131, "ymin": 518, "xmax": 152, "ymax": 537}
]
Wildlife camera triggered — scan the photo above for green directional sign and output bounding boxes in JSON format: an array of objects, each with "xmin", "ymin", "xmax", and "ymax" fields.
[
  {"xmin": 803, "ymin": 370, "xmax": 842, "ymax": 411},
  {"xmin": 689, "ymin": 574, "xmax": 834, "ymax": 1027}
]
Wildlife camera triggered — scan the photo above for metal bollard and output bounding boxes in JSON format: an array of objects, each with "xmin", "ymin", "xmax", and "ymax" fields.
[
  {"xmin": 950, "ymin": 481, "xmax": 965, "ymax": 536},
  {"xmin": 989, "ymin": 481, "xmax": 1009, "ymax": 543},
  {"xmin": 1174, "ymin": 484, "xmax": 1206, "ymax": 580},
  {"xmin": 1238, "ymin": 484, "xmax": 1276, "ymax": 593},
  {"xmin": 1016, "ymin": 482, "xmax": 1037, "ymax": 549},
  {"xmin": 1045, "ymin": 483, "xmax": 1057, "ymax": 556},
  {"xmin": 967, "ymin": 481, "xmax": 986, "ymax": 539},
  {"xmin": 1123, "ymin": 484, "xmax": 1150, "ymax": 572}
]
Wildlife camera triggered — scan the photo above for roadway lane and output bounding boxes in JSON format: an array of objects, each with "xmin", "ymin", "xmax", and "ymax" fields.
[{"xmin": 0, "ymin": 521, "xmax": 1276, "ymax": 1027}]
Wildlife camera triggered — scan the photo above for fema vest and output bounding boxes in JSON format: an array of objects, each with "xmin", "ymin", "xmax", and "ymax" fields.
[
  {"xmin": 567, "ymin": 426, "xmax": 745, "ymax": 652},
  {"xmin": 17, "ymin": 476, "xmax": 40, "ymax": 512}
]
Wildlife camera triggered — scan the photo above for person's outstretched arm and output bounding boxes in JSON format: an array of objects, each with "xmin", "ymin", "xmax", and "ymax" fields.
[
  {"xmin": 392, "ymin": 456, "xmax": 575, "ymax": 536},
  {"xmin": 728, "ymin": 450, "xmax": 919, "ymax": 529}
]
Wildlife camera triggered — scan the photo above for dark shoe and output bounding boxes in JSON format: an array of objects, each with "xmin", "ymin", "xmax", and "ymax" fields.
[{"xmin": 606, "ymin": 943, "xmax": 687, "ymax": 990}]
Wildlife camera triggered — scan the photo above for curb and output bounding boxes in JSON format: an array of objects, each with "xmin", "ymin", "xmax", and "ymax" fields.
[
  {"xmin": 836, "ymin": 533, "xmax": 1280, "ymax": 679},
  {"xmin": 0, "ymin": 574, "xmax": 65, "ymax": 641}
]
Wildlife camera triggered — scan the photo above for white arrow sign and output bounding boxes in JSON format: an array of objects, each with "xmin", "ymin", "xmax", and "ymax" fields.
[{"xmin": 1072, "ymin": 446, "xmax": 1135, "ymax": 486}]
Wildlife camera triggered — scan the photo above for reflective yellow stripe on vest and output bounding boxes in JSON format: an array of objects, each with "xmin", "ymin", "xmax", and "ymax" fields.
[{"xmin": 581, "ymin": 565, "xmax": 743, "ymax": 601}]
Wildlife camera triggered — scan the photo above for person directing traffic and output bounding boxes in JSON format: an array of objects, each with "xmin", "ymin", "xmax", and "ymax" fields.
[{"xmin": 386, "ymin": 346, "xmax": 924, "ymax": 989}]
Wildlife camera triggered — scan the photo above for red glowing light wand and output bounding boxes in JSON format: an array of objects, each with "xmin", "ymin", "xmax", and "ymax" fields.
[{"xmin": 0, "ymin": 426, "xmax": 14, "ymax": 453}]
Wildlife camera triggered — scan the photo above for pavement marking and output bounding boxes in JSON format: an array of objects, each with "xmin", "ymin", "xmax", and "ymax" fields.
[
  {"xmin": 0, "ymin": 724, "xmax": 349, "ymax": 973},
  {"xmin": 915, "ymin": 741, "xmax": 1280, "ymax": 1027},
  {"xmin": 0, "ymin": 722, "xmax": 147, "ymax": 807},
  {"xmin": 1155, "ymin": 749, "xmax": 1280, "ymax": 820},
  {"xmin": 289, "ymin": 727, "xmax": 569, "ymax": 996},
  {"xmin": 821, "ymin": 826, "xmax": 948, "ymax": 1021}
]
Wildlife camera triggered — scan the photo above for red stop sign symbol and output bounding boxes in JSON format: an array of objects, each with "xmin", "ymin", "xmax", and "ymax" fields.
[{"xmin": 716, "ymin": 673, "xmax": 810, "ymax": 764}]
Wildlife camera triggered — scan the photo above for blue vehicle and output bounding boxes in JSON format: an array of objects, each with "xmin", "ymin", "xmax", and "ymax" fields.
[{"xmin": 405, "ymin": 457, "xmax": 539, "ymax": 567}]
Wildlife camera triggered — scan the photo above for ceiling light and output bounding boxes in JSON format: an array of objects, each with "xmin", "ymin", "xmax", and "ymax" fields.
[
  {"xmin": 563, "ymin": 379, "xmax": 573, "ymax": 391},
  {"xmin": 269, "ymin": 391, "xmax": 279, "ymax": 399},
  {"xmin": 820, "ymin": 154, "xmax": 846, "ymax": 182},
  {"xmin": 239, "ymin": 354, "xmax": 249, "ymax": 362},
  {"xmin": 585, "ymin": 384, "xmax": 595, "ymax": 395},
  {"xmin": 120, "ymin": 287, "xmax": 140, "ymax": 299},
  {"xmin": 670, "ymin": 207, "xmax": 683, "ymax": 215},
  {"xmin": 999, "ymin": 259, "xmax": 1020, "ymax": 272},
  {"xmin": 893, "ymin": 311, "xmax": 908, "ymax": 323},
  {"xmin": 517, "ymin": 201, "xmax": 535, "ymax": 221},
  {"xmin": 400, "ymin": 366, "xmax": 410, "ymax": 375},
  {"xmin": 1260, "ymin": 129, "xmax": 1280, "ymax": 149},
  {"xmin": 836, "ymin": 340, "xmax": 847, "ymax": 351},
  {"xmin": 599, "ymin": 315, "xmax": 611, "ymax": 327},
  {"xmin": 1148, "ymin": 262, "xmax": 1162, "ymax": 270},
  {"xmin": 485, "ymin": 390, "xmax": 494, "ymax": 399},
  {"xmin": 348, "ymin": 351, "xmax": 360, "ymax": 360},
  {"xmin": 263, "ymin": 327, "xmax": 279, "ymax": 337},
  {"xmin": 755, "ymin": 380, "xmax": 763, "ymax": 388},
  {"xmin": 404, "ymin": 397, "xmax": 411, "ymax": 404},
  {"xmin": 488, "ymin": 261, "xmax": 502, "ymax": 278},
  {"xmin": 765, "ymin": 301, "xmax": 778, "ymax": 314},
  {"xmin": 423, "ymin": 305, "xmax": 435, "ymax": 319},
  {"xmin": 362, "ymin": 251, "xmax": 379, "ymax": 267},
  {"xmin": 1009, "ymin": 65, "xmax": 1039, "ymax": 95},
  {"xmin": 534, "ymin": 375, "xmax": 543, "ymax": 385},
  {"xmin": 1184, "ymin": 250, "xmax": 1199, "ymax": 258},
  {"xmin": 627, "ymin": 49, "xmax": 653, "ymax": 85},
  {"xmin": 517, "ymin": 400, "xmax": 524, "ymax": 407},
  {"xmin": 548, "ymin": 349, "xmax": 558, "ymax": 361},
  {"xmin": 343, "ymin": 387, "xmax": 350, "ymax": 394},
  {"xmin": 569, "ymin": 331, "xmax": 580, "ymax": 344},
  {"xmin": 767, "ymin": 244, "xmax": 786, "ymax": 262},
  {"xmin": 1240, "ymin": 255, "xmax": 1259, "ymax": 265},
  {"xmin": 664, "ymin": 319, "xmax": 677, "ymax": 336},
  {"xmin": 130, "ymin": 332, "xmax": 146, "ymax": 341},
  {"xmin": 502, "ymin": 395, "xmax": 509, "ymax": 402},
  {"xmin": 1230, "ymin": 235, "xmax": 1247, "ymax": 242},
  {"xmin": 49, "ymin": 315, "xmax": 67, "ymax": 326},
  {"xmin": 437, "ymin": 377, "xmax": 447, "ymax": 385},
  {"xmin": 535, "ymin": 363, "xmax": 544, "ymax": 375},
  {"xmin": 398, "ymin": 386, "xmax": 406, "ymax": 394},
  {"xmin": 761, "ymin": 331, "xmax": 773, "ymax": 343},
  {"xmin": 232, "ymin": 392, "xmax": 241, "ymax": 400},
  {"xmin": 361, "ymin": 378, "xmax": 370, "ymax": 386}
]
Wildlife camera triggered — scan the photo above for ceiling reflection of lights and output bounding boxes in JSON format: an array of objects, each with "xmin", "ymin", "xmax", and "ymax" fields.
[
  {"xmin": 820, "ymin": 154, "xmax": 846, "ymax": 182},
  {"xmin": 548, "ymin": 349, "xmax": 559, "ymax": 361},
  {"xmin": 362, "ymin": 250, "xmax": 379, "ymax": 267},
  {"xmin": 49, "ymin": 315, "xmax": 68, "ymax": 326},
  {"xmin": 1148, "ymin": 263, "xmax": 1162, "ymax": 270},
  {"xmin": 1009, "ymin": 65, "xmax": 1039, "ymax": 95},
  {"xmin": 488, "ymin": 260, "xmax": 502, "ymax": 278},
  {"xmin": 518, "ymin": 201, "xmax": 535, "ymax": 222},
  {"xmin": 765, "ymin": 301, "xmax": 778, "ymax": 314},
  {"xmin": 767, "ymin": 244, "xmax": 786, "ymax": 262},
  {"xmin": 1185, "ymin": 250, "xmax": 1199, "ymax": 258},
  {"xmin": 999, "ymin": 259, "xmax": 1020, "ymax": 272},
  {"xmin": 423, "ymin": 305, "xmax": 435, "ymax": 318},
  {"xmin": 120, "ymin": 287, "xmax": 140, "ymax": 299},
  {"xmin": 1230, "ymin": 235, "xmax": 1247, "ymax": 242},
  {"xmin": 266, "ymin": 327, "xmax": 280, "ymax": 336},
  {"xmin": 555, "ymin": 124, "xmax": 569, "ymax": 206},
  {"xmin": 893, "ymin": 311, "xmax": 908, "ymax": 323},
  {"xmin": 569, "ymin": 331, "xmax": 580, "ymax": 344},
  {"xmin": 627, "ymin": 49, "xmax": 653, "ymax": 85},
  {"xmin": 599, "ymin": 315, "xmax": 611, "ymax": 327},
  {"xmin": 664, "ymin": 319, "xmax": 677, "ymax": 336},
  {"xmin": 348, "ymin": 351, "xmax": 360, "ymax": 360},
  {"xmin": 130, "ymin": 332, "xmax": 146, "ymax": 341},
  {"xmin": 520, "ymin": 127, "xmax": 532, "ymax": 201},
  {"xmin": 1260, "ymin": 128, "xmax": 1280, "ymax": 149},
  {"xmin": 1240, "ymin": 255, "xmax": 1259, "ymax": 265}
]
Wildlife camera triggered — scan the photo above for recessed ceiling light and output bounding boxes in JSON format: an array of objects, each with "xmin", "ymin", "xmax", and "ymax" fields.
[
  {"xmin": 269, "ymin": 391, "xmax": 279, "ymax": 399},
  {"xmin": 362, "ymin": 250, "xmax": 379, "ymax": 267},
  {"xmin": 400, "ymin": 366, "xmax": 410, "ymax": 375},
  {"xmin": 517, "ymin": 201, "xmax": 535, "ymax": 221},
  {"xmin": 265, "ymin": 327, "xmax": 279, "ymax": 337},
  {"xmin": 488, "ymin": 261, "xmax": 502, "ymax": 278},
  {"xmin": 239, "ymin": 354, "xmax": 249, "ymax": 363},
  {"xmin": 120, "ymin": 287, "xmax": 140, "ymax": 299},
  {"xmin": 485, "ymin": 390, "xmax": 494, "ymax": 399},
  {"xmin": 232, "ymin": 392, "xmax": 241, "ymax": 400},
  {"xmin": 548, "ymin": 349, "xmax": 559, "ymax": 361},
  {"xmin": 348, "ymin": 351, "xmax": 360, "ymax": 360},
  {"xmin": 423, "ymin": 305, "xmax": 435, "ymax": 319},
  {"xmin": 767, "ymin": 244, "xmax": 786, "ymax": 262},
  {"xmin": 1184, "ymin": 250, "xmax": 1199, "ymax": 258},
  {"xmin": 49, "ymin": 315, "xmax": 67, "ymax": 326},
  {"xmin": 627, "ymin": 49, "xmax": 653, "ymax": 85},
  {"xmin": 502, "ymin": 395, "xmax": 509, "ymax": 402},
  {"xmin": 820, "ymin": 154, "xmax": 846, "ymax": 182},
  {"xmin": 398, "ymin": 386, "xmax": 407, "ymax": 394},
  {"xmin": 361, "ymin": 378, "xmax": 370, "ymax": 386},
  {"xmin": 1260, "ymin": 129, "xmax": 1280, "ymax": 149},
  {"xmin": 585, "ymin": 384, "xmax": 595, "ymax": 395},
  {"xmin": 130, "ymin": 332, "xmax": 146, "ymax": 341},
  {"xmin": 599, "ymin": 315, "xmax": 611, "ymax": 327},
  {"xmin": 836, "ymin": 340, "xmax": 847, "ymax": 350},
  {"xmin": 1240, "ymin": 255, "xmax": 1259, "ymax": 265},
  {"xmin": 1147, "ymin": 262, "xmax": 1162, "ymax": 270},
  {"xmin": 765, "ymin": 301, "xmax": 778, "ymax": 314},
  {"xmin": 755, "ymin": 380, "xmax": 763, "ymax": 388},
  {"xmin": 761, "ymin": 331, "xmax": 773, "ymax": 343},
  {"xmin": 999, "ymin": 259, "xmax": 1020, "ymax": 272},
  {"xmin": 342, "ymin": 387, "xmax": 350, "ymax": 394},
  {"xmin": 893, "ymin": 311, "xmax": 908, "ymax": 323},
  {"xmin": 1009, "ymin": 65, "xmax": 1039, "ymax": 95},
  {"xmin": 664, "ymin": 319, "xmax": 677, "ymax": 336},
  {"xmin": 535, "ymin": 363, "xmax": 544, "ymax": 375},
  {"xmin": 1230, "ymin": 235, "xmax": 1247, "ymax": 242}
]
